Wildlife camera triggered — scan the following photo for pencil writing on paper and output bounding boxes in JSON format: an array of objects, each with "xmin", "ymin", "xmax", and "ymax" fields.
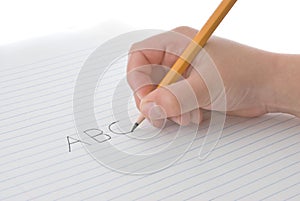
[{"xmin": 67, "ymin": 121, "xmax": 133, "ymax": 152}]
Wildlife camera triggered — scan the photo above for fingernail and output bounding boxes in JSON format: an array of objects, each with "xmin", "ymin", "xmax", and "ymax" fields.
[{"xmin": 141, "ymin": 102, "xmax": 166, "ymax": 120}]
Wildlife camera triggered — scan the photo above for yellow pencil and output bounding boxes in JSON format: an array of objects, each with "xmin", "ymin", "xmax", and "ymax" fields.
[{"xmin": 131, "ymin": 0, "xmax": 237, "ymax": 132}]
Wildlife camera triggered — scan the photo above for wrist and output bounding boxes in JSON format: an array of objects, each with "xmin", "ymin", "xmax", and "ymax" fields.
[{"xmin": 265, "ymin": 53, "xmax": 300, "ymax": 117}]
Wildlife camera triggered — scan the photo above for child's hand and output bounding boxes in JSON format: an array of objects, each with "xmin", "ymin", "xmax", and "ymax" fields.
[{"xmin": 127, "ymin": 26, "xmax": 300, "ymax": 127}]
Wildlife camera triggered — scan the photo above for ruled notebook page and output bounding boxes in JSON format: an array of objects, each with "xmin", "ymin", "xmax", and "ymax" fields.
[{"xmin": 1, "ymin": 32, "xmax": 300, "ymax": 201}]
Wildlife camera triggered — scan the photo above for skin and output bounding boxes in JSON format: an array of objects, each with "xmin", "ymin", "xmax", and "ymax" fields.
[{"xmin": 127, "ymin": 26, "xmax": 300, "ymax": 127}]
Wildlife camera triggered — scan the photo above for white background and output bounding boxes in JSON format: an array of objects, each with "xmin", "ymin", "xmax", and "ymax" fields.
[{"xmin": 0, "ymin": 0, "xmax": 300, "ymax": 53}]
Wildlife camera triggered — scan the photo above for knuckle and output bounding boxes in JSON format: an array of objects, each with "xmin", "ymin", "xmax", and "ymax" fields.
[
  {"xmin": 172, "ymin": 26, "xmax": 192, "ymax": 32},
  {"xmin": 171, "ymin": 26, "xmax": 197, "ymax": 38},
  {"xmin": 129, "ymin": 42, "xmax": 141, "ymax": 52}
]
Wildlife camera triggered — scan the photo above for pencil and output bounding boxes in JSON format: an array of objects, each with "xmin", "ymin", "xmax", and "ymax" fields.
[{"xmin": 131, "ymin": 0, "xmax": 237, "ymax": 132}]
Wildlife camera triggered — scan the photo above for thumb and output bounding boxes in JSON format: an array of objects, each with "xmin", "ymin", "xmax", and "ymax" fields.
[{"xmin": 139, "ymin": 76, "xmax": 208, "ymax": 120}]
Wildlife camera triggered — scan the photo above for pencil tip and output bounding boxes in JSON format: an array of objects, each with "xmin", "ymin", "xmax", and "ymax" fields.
[{"xmin": 131, "ymin": 122, "xmax": 139, "ymax": 132}]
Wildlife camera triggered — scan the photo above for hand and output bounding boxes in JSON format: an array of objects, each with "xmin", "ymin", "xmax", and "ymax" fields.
[{"xmin": 127, "ymin": 26, "xmax": 300, "ymax": 127}]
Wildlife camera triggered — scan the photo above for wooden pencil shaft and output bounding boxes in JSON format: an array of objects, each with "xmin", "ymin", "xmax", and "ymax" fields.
[{"xmin": 159, "ymin": 0, "xmax": 237, "ymax": 87}]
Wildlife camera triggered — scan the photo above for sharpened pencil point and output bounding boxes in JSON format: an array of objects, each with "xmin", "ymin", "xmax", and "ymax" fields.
[{"xmin": 131, "ymin": 122, "xmax": 139, "ymax": 132}]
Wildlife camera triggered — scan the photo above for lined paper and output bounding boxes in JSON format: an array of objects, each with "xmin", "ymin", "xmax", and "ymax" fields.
[{"xmin": 1, "ymin": 31, "xmax": 300, "ymax": 201}]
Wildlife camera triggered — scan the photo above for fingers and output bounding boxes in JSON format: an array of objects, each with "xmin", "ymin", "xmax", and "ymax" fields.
[
  {"xmin": 135, "ymin": 89, "xmax": 205, "ymax": 128},
  {"xmin": 139, "ymin": 75, "xmax": 209, "ymax": 121},
  {"xmin": 170, "ymin": 112, "xmax": 191, "ymax": 126},
  {"xmin": 141, "ymin": 108, "xmax": 204, "ymax": 128},
  {"xmin": 170, "ymin": 108, "xmax": 204, "ymax": 126},
  {"xmin": 127, "ymin": 27, "xmax": 198, "ymax": 100},
  {"xmin": 127, "ymin": 26, "xmax": 215, "ymax": 127},
  {"xmin": 127, "ymin": 50, "xmax": 156, "ymax": 99}
]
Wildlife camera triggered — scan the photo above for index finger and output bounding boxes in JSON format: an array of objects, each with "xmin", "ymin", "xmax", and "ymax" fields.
[{"xmin": 127, "ymin": 46, "xmax": 165, "ymax": 99}]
